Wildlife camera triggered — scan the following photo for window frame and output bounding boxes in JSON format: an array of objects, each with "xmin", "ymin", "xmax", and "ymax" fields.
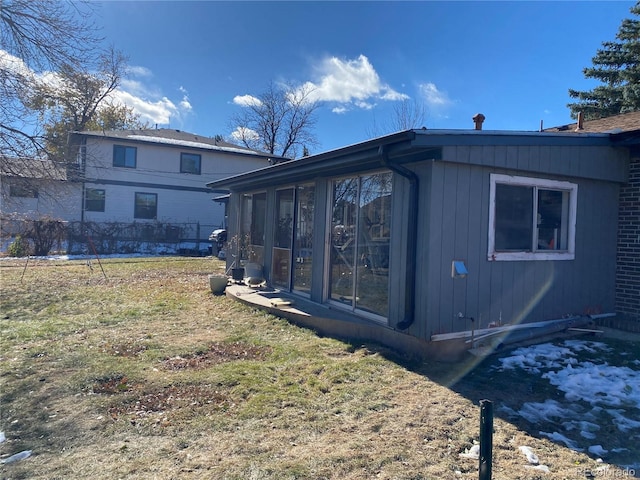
[
  {"xmin": 134, "ymin": 192, "xmax": 157, "ymax": 220},
  {"xmin": 84, "ymin": 188, "xmax": 106, "ymax": 212},
  {"xmin": 113, "ymin": 145, "xmax": 137, "ymax": 168},
  {"xmin": 180, "ymin": 152, "xmax": 201, "ymax": 175},
  {"xmin": 488, "ymin": 173, "xmax": 577, "ymax": 261},
  {"xmin": 9, "ymin": 181, "xmax": 38, "ymax": 198}
]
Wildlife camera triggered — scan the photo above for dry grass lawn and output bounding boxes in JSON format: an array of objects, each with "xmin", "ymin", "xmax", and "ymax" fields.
[{"xmin": 0, "ymin": 256, "xmax": 636, "ymax": 479}]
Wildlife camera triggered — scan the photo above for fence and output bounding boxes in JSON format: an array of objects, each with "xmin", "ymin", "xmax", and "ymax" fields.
[{"xmin": 1, "ymin": 217, "xmax": 221, "ymax": 256}]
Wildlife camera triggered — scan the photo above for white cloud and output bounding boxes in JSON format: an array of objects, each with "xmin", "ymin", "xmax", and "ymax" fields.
[
  {"xmin": 354, "ymin": 100, "xmax": 375, "ymax": 110},
  {"xmin": 127, "ymin": 65, "xmax": 152, "ymax": 78},
  {"xmin": 419, "ymin": 82, "xmax": 451, "ymax": 108},
  {"xmin": 180, "ymin": 95, "xmax": 192, "ymax": 112},
  {"xmin": 1, "ymin": 51, "xmax": 191, "ymax": 128},
  {"xmin": 110, "ymin": 70, "xmax": 192, "ymax": 127},
  {"xmin": 0, "ymin": 50, "xmax": 32, "ymax": 78},
  {"xmin": 296, "ymin": 54, "xmax": 408, "ymax": 111},
  {"xmin": 233, "ymin": 94, "xmax": 262, "ymax": 107},
  {"xmin": 110, "ymin": 90, "xmax": 177, "ymax": 125},
  {"xmin": 230, "ymin": 126, "xmax": 260, "ymax": 143}
]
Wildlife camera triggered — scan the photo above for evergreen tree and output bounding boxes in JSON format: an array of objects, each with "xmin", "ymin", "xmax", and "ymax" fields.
[{"xmin": 568, "ymin": 2, "xmax": 640, "ymax": 120}]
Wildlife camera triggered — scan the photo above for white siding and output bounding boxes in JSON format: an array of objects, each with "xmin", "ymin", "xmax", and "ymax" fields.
[
  {"xmin": 82, "ymin": 136, "xmax": 269, "ymax": 229},
  {"xmin": 1, "ymin": 179, "xmax": 82, "ymax": 222}
]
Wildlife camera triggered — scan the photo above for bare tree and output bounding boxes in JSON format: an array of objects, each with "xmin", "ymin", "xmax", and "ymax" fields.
[
  {"xmin": 230, "ymin": 82, "xmax": 319, "ymax": 160},
  {"xmin": 27, "ymin": 47, "xmax": 130, "ymax": 162},
  {"xmin": 1, "ymin": 0, "xmax": 101, "ymax": 163},
  {"xmin": 367, "ymin": 98, "xmax": 427, "ymax": 139}
]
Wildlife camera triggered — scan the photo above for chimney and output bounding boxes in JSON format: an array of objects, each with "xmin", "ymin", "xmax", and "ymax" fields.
[
  {"xmin": 576, "ymin": 112, "xmax": 584, "ymax": 131},
  {"xmin": 473, "ymin": 113, "xmax": 485, "ymax": 130}
]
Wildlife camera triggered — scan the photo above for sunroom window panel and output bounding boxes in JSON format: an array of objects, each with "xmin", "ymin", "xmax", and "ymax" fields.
[
  {"xmin": 329, "ymin": 172, "xmax": 392, "ymax": 319},
  {"xmin": 329, "ymin": 178, "xmax": 358, "ymax": 305},
  {"xmin": 355, "ymin": 173, "xmax": 392, "ymax": 317}
]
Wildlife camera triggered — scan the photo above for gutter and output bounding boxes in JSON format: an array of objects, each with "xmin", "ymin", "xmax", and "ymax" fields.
[{"xmin": 378, "ymin": 145, "xmax": 418, "ymax": 330}]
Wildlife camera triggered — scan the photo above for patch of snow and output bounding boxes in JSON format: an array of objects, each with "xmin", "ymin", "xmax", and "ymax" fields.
[
  {"xmin": 127, "ymin": 135, "xmax": 259, "ymax": 155},
  {"xmin": 525, "ymin": 464, "xmax": 550, "ymax": 473},
  {"xmin": 543, "ymin": 362, "xmax": 640, "ymax": 409},
  {"xmin": 518, "ymin": 399, "xmax": 579, "ymax": 425},
  {"xmin": 498, "ymin": 339, "xmax": 640, "ymax": 471},
  {"xmin": 588, "ymin": 445, "xmax": 609, "ymax": 456},
  {"xmin": 518, "ymin": 445, "xmax": 539, "ymax": 464},
  {"xmin": 539, "ymin": 431, "xmax": 584, "ymax": 451},
  {"xmin": 459, "ymin": 444, "xmax": 479, "ymax": 460},
  {"xmin": 1, "ymin": 450, "xmax": 32, "ymax": 464}
]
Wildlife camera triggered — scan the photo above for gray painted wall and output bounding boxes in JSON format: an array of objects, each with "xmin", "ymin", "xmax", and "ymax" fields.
[
  {"xmin": 224, "ymin": 140, "xmax": 625, "ymax": 344},
  {"xmin": 406, "ymin": 144, "xmax": 622, "ymax": 340}
]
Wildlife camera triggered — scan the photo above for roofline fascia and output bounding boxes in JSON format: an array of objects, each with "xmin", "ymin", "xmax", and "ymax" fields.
[
  {"xmin": 206, "ymin": 130, "xmax": 420, "ymax": 191},
  {"xmin": 410, "ymin": 129, "xmax": 614, "ymax": 147},
  {"xmin": 207, "ymin": 128, "xmax": 622, "ymax": 191}
]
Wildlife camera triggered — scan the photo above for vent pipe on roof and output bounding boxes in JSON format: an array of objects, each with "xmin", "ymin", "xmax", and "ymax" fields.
[
  {"xmin": 473, "ymin": 113, "xmax": 485, "ymax": 130},
  {"xmin": 576, "ymin": 112, "xmax": 584, "ymax": 131}
]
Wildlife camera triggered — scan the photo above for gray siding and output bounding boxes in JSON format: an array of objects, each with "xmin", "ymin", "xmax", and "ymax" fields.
[
  {"xmin": 222, "ymin": 136, "xmax": 626, "ymax": 347},
  {"xmin": 409, "ymin": 144, "xmax": 621, "ymax": 339}
]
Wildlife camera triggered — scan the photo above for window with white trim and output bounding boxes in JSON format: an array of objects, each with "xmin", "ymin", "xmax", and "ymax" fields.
[{"xmin": 488, "ymin": 174, "xmax": 577, "ymax": 261}]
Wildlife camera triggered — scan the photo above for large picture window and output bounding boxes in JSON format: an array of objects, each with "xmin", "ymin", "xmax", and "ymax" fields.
[
  {"xmin": 180, "ymin": 152, "xmax": 201, "ymax": 174},
  {"xmin": 329, "ymin": 171, "xmax": 392, "ymax": 319},
  {"xmin": 85, "ymin": 188, "xmax": 105, "ymax": 212},
  {"xmin": 113, "ymin": 145, "xmax": 137, "ymax": 168},
  {"xmin": 489, "ymin": 174, "xmax": 577, "ymax": 261},
  {"xmin": 134, "ymin": 192, "xmax": 157, "ymax": 219}
]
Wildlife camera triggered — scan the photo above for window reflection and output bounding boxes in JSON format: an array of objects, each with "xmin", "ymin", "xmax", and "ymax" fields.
[{"xmin": 330, "ymin": 172, "xmax": 392, "ymax": 318}]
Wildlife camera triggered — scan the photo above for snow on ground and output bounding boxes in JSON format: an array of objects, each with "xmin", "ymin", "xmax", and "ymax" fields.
[{"xmin": 496, "ymin": 339, "xmax": 640, "ymax": 473}]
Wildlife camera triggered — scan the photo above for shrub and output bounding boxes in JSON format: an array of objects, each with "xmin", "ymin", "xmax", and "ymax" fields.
[
  {"xmin": 26, "ymin": 217, "xmax": 66, "ymax": 256},
  {"xmin": 7, "ymin": 235, "xmax": 31, "ymax": 257}
]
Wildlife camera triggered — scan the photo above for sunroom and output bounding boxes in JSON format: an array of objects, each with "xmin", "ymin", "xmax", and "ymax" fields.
[{"xmin": 206, "ymin": 128, "xmax": 628, "ymax": 358}]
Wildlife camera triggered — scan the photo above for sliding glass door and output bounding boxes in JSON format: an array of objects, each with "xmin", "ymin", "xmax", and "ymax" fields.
[
  {"xmin": 292, "ymin": 184, "xmax": 314, "ymax": 294},
  {"xmin": 272, "ymin": 189, "xmax": 294, "ymax": 289},
  {"xmin": 271, "ymin": 184, "xmax": 315, "ymax": 293}
]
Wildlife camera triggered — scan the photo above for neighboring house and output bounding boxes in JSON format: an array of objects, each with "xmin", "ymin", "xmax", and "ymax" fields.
[
  {"xmin": 208, "ymin": 118, "xmax": 634, "ymax": 358},
  {"xmin": 1, "ymin": 129, "xmax": 279, "ymax": 254},
  {"xmin": 1, "ymin": 157, "xmax": 82, "ymax": 221},
  {"xmin": 64, "ymin": 129, "xmax": 279, "ymax": 252},
  {"xmin": 1, "ymin": 157, "xmax": 82, "ymax": 247},
  {"xmin": 546, "ymin": 111, "xmax": 640, "ymax": 325}
]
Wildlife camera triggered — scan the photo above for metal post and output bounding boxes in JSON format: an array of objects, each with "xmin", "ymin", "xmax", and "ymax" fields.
[
  {"xmin": 479, "ymin": 399, "xmax": 493, "ymax": 480},
  {"xmin": 196, "ymin": 222, "xmax": 200, "ymax": 255}
]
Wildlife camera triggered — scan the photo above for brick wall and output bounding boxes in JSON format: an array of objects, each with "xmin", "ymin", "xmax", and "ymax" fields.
[{"xmin": 616, "ymin": 155, "xmax": 640, "ymax": 321}]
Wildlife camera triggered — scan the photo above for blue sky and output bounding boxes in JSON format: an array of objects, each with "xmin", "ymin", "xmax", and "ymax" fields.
[{"xmin": 92, "ymin": 0, "xmax": 635, "ymax": 154}]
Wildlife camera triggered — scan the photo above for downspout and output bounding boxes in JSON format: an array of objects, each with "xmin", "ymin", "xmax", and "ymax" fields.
[{"xmin": 378, "ymin": 145, "xmax": 418, "ymax": 330}]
